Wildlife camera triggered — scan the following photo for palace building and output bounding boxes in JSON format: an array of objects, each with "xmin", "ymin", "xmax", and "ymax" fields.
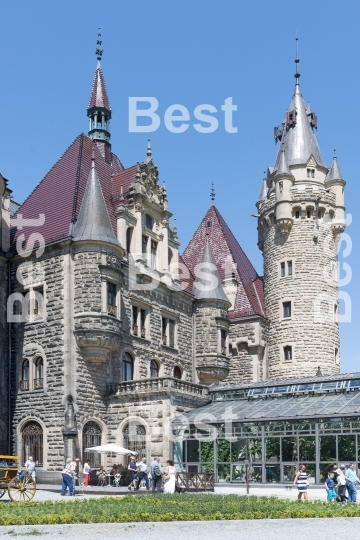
[{"xmin": 0, "ymin": 41, "xmax": 350, "ymax": 484}]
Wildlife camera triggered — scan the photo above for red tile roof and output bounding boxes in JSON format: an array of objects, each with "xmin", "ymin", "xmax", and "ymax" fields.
[
  {"xmin": 12, "ymin": 134, "xmax": 123, "ymax": 247},
  {"xmin": 182, "ymin": 205, "xmax": 265, "ymax": 318},
  {"xmin": 87, "ymin": 66, "xmax": 111, "ymax": 111}
]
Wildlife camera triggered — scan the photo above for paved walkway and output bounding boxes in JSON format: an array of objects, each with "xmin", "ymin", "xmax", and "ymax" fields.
[{"xmin": 2, "ymin": 519, "xmax": 360, "ymax": 540}]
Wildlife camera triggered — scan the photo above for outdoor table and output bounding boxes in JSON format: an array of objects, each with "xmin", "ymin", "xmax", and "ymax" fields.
[{"xmin": 106, "ymin": 474, "xmax": 113, "ymax": 486}]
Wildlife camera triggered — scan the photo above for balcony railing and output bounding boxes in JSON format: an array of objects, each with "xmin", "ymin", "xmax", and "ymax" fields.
[
  {"xmin": 107, "ymin": 377, "xmax": 209, "ymax": 399},
  {"xmin": 20, "ymin": 380, "xmax": 29, "ymax": 391},
  {"xmin": 34, "ymin": 378, "xmax": 43, "ymax": 390}
]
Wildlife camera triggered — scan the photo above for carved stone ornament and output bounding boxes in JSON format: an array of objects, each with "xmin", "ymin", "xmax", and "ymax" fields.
[
  {"xmin": 74, "ymin": 330, "xmax": 120, "ymax": 363},
  {"xmin": 135, "ymin": 203, "xmax": 144, "ymax": 213},
  {"xmin": 276, "ymin": 218, "xmax": 293, "ymax": 239},
  {"xmin": 162, "ymin": 219, "xmax": 169, "ymax": 228}
]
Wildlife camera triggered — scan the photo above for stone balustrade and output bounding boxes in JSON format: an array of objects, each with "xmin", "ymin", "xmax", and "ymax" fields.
[{"xmin": 107, "ymin": 376, "xmax": 209, "ymax": 400}]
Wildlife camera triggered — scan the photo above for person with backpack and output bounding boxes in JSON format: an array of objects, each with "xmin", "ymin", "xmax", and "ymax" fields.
[{"xmin": 150, "ymin": 456, "xmax": 163, "ymax": 493}]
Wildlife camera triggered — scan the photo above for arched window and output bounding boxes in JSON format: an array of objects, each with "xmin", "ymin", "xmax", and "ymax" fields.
[
  {"xmin": 122, "ymin": 353, "xmax": 134, "ymax": 381},
  {"xmin": 123, "ymin": 422, "xmax": 146, "ymax": 457},
  {"xmin": 21, "ymin": 360, "xmax": 30, "ymax": 391},
  {"xmin": 34, "ymin": 357, "xmax": 43, "ymax": 389},
  {"xmin": 22, "ymin": 421, "xmax": 43, "ymax": 466},
  {"xmin": 150, "ymin": 359, "xmax": 159, "ymax": 378},
  {"xmin": 173, "ymin": 366, "xmax": 182, "ymax": 380},
  {"xmin": 83, "ymin": 421, "xmax": 102, "ymax": 468}
]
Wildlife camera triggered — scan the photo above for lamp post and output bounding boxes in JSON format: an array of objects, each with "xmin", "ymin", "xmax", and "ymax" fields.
[{"xmin": 244, "ymin": 439, "xmax": 250, "ymax": 495}]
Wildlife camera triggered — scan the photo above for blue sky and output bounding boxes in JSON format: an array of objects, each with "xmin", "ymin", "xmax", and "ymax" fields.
[{"xmin": 1, "ymin": 0, "xmax": 359, "ymax": 372}]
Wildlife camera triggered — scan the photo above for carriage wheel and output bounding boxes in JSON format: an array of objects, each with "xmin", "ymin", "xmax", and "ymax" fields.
[{"xmin": 8, "ymin": 474, "xmax": 36, "ymax": 502}]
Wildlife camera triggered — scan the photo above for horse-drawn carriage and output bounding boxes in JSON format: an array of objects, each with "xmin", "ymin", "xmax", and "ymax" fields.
[{"xmin": 0, "ymin": 455, "xmax": 37, "ymax": 502}]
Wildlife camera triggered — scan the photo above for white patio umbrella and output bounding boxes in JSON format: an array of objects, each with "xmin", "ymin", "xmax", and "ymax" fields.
[{"xmin": 84, "ymin": 443, "xmax": 137, "ymax": 456}]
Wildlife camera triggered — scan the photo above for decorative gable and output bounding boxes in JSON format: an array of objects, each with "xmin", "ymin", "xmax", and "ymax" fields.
[{"xmin": 307, "ymin": 155, "xmax": 317, "ymax": 167}]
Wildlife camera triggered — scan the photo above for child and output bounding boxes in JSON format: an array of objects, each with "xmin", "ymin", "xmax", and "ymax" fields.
[{"xmin": 325, "ymin": 472, "xmax": 337, "ymax": 503}]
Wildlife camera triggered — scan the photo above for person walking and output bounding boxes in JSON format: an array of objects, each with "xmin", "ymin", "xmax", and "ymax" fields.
[
  {"xmin": 345, "ymin": 462, "xmax": 360, "ymax": 502},
  {"xmin": 127, "ymin": 457, "xmax": 137, "ymax": 490},
  {"xmin": 60, "ymin": 458, "xmax": 76, "ymax": 496},
  {"xmin": 293, "ymin": 463, "xmax": 309, "ymax": 500},
  {"xmin": 135, "ymin": 457, "xmax": 149, "ymax": 491},
  {"xmin": 150, "ymin": 456, "xmax": 163, "ymax": 493},
  {"xmin": 24, "ymin": 456, "xmax": 36, "ymax": 480},
  {"xmin": 324, "ymin": 472, "xmax": 337, "ymax": 503},
  {"xmin": 163, "ymin": 460, "xmax": 176, "ymax": 494},
  {"xmin": 81, "ymin": 460, "xmax": 91, "ymax": 487},
  {"xmin": 337, "ymin": 465, "xmax": 348, "ymax": 503}
]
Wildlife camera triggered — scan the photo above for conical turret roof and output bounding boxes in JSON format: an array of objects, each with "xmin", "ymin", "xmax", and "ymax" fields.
[
  {"xmin": 72, "ymin": 155, "xmax": 120, "ymax": 247},
  {"xmin": 275, "ymin": 83, "xmax": 324, "ymax": 168},
  {"xmin": 326, "ymin": 156, "xmax": 344, "ymax": 182},
  {"xmin": 258, "ymin": 179, "xmax": 267, "ymax": 202},
  {"xmin": 88, "ymin": 64, "xmax": 111, "ymax": 112},
  {"xmin": 193, "ymin": 236, "xmax": 230, "ymax": 304},
  {"xmin": 276, "ymin": 149, "xmax": 291, "ymax": 175}
]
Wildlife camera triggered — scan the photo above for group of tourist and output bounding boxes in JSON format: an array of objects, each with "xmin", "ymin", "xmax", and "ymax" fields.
[
  {"xmin": 127, "ymin": 456, "xmax": 176, "ymax": 493},
  {"xmin": 294, "ymin": 462, "xmax": 360, "ymax": 503},
  {"xmin": 58, "ymin": 455, "xmax": 177, "ymax": 496}
]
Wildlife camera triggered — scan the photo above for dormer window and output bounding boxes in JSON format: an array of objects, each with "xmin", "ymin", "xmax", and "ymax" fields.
[{"xmin": 278, "ymin": 181, "xmax": 283, "ymax": 194}]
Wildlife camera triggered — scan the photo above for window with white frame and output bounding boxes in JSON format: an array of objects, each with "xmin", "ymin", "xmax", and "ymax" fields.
[
  {"xmin": 107, "ymin": 282, "xmax": 117, "ymax": 317},
  {"xmin": 150, "ymin": 240, "xmax": 157, "ymax": 269},
  {"xmin": 20, "ymin": 355, "xmax": 44, "ymax": 392},
  {"xmin": 280, "ymin": 261, "xmax": 293, "ymax": 277},
  {"xmin": 283, "ymin": 345, "xmax": 292, "ymax": 361},
  {"xmin": 283, "ymin": 301, "xmax": 292, "ymax": 318},
  {"xmin": 132, "ymin": 305, "xmax": 148, "ymax": 338},
  {"xmin": 162, "ymin": 316, "xmax": 176, "ymax": 348}
]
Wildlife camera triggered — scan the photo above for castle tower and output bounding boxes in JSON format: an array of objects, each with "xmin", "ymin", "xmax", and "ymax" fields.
[
  {"xmin": 193, "ymin": 235, "xmax": 231, "ymax": 385},
  {"xmin": 87, "ymin": 30, "xmax": 112, "ymax": 163},
  {"xmin": 257, "ymin": 43, "xmax": 346, "ymax": 379}
]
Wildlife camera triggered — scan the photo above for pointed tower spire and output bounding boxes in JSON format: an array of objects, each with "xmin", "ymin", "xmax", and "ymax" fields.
[
  {"xmin": 258, "ymin": 177, "xmax": 267, "ymax": 202},
  {"xmin": 87, "ymin": 29, "xmax": 112, "ymax": 162},
  {"xmin": 193, "ymin": 236, "xmax": 230, "ymax": 305},
  {"xmin": 326, "ymin": 150, "xmax": 344, "ymax": 182},
  {"xmin": 210, "ymin": 183, "xmax": 215, "ymax": 204},
  {"xmin": 273, "ymin": 37, "xmax": 324, "ymax": 168},
  {"xmin": 72, "ymin": 154, "xmax": 120, "ymax": 247}
]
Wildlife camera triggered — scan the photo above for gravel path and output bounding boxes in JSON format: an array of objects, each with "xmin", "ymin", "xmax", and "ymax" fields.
[{"xmin": 2, "ymin": 519, "xmax": 360, "ymax": 539}]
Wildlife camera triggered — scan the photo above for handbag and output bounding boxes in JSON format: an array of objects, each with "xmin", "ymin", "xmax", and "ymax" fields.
[{"xmin": 163, "ymin": 473, "xmax": 170, "ymax": 481}]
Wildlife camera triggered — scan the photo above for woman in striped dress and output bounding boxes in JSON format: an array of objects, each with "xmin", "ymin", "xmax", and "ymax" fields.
[{"xmin": 293, "ymin": 463, "xmax": 309, "ymax": 500}]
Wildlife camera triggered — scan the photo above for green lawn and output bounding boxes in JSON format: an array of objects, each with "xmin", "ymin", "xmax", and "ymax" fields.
[{"xmin": 1, "ymin": 495, "xmax": 360, "ymax": 525}]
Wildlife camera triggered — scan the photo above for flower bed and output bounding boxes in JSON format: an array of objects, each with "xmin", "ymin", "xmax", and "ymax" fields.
[{"xmin": 1, "ymin": 495, "xmax": 360, "ymax": 526}]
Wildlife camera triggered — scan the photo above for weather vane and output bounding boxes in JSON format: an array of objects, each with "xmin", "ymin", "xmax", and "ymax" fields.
[
  {"xmin": 294, "ymin": 35, "xmax": 300, "ymax": 82},
  {"xmin": 210, "ymin": 183, "xmax": 215, "ymax": 203},
  {"xmin": 96, "ymin": 28, "xmax": 103, "ymax": 62}
]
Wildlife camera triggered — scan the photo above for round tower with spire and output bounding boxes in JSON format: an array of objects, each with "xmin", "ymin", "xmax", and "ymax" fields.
[{"xmin": 256, "ymin": 40, "xmax": 346, "ymax": 379}]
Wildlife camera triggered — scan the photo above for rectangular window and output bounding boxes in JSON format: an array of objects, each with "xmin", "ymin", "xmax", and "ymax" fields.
[
  {"xmin": 162, "ymin": 317, "xmax": 168, "ymax": 345},
  {"xmin": 334, "ymin": 304, "xmax": 338, "ymax": 323},
  {"xmin": 151, "ymin": 240, "xmax": 157, "ymax": 269},
  {"xmin": 311, "ymin": 169, "xmax": 315, "ymax": 178},
  {"xmin": 307, "ymin": 168, "xmax": 311, "ymax": 178},
  {"xmin": 307, "ymin": 210, "xmax": 311, "ymax": 219},
  {"xmin": 284, "ymin": 346, "xmax": 292, "ymax": 360},
  {"xmin": 287, "ymin": 261, "xmax": 293, "ymax": 276},
  {"xmin": 142, "ymin": 235, "xmax": 148, "ymax": 259},
  {"xmin": 107, "ymin": 283, "xmax": 117, "ymax": 317},
  {"xmin": 221, "ymin": 329, "xmax": 227, "ymax": 355},
  {"xmin": 295, "ymin": 211, "xmax": 300, "ymax": 219},
  {"xmin": 132, "ymin": 305, "xmax": 138, "ymax": 335},
  {"xmin": 140, "ymin": 309, "xmax": 146, "ymax": 338},
  {"xmin": 283, "ymin": 301, "xmax": 291, "ymax": 318},
  {"xmin": 32, "ymin": 286, "xmax": 44, "ymax": 317},
  {"xmin": 145, "ymin": 214, "xmax": 153, "ymax": 230},
  {"xmin": 169, "ymin": 319, "xmax": 175, "ymax": 348},
  {"xmin": 280, "ymin": 262, "xmax": 285, "ymax": 277}
]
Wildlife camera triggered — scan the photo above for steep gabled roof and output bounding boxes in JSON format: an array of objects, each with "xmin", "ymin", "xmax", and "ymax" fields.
[
  {"xmin": 88, "ymin": 66, "xmax": 111, "ymax": 111},
  {"xmin": 182, "ymin": 205, "xmax": 265, "ymax": 318},
  {"xmin": 12, "ymin": 134, "xmax": 123, "ymax": 248}
]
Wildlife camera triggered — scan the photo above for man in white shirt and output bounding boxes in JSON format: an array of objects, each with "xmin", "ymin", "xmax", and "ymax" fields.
[
  {"xmin": 25, "ymin": 456, "xmax": 36, "ymax": 480},
  {"xmin": 135, "ymin": 457, "xmax": 150, "ymax": 491}
]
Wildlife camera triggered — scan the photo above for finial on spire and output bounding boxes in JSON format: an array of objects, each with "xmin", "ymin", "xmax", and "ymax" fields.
[
  {"xmin": 147, "ymin": 139, "xmax": 152, "ymax": 158},
  {"xmin": 210, "ymin": 183, "xmax": 215, "ymax": 203},
  {"xmin": 294, "ymin": 35, "xmax": 300, "ymax": 84},
  {"xmin": 334, "ymin": 148, "xmax": 337, "ymax": 158},
  {"xmin": 119, "ymin": 185, "xmax": 124, "ymax": 203},
  {"xmin": 96, "ymin": 28, "xmax": 103, "ymax": 66},
  {"xmin": 136, "ymin": 161, "xmax": 141, "ymax": 179}
]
